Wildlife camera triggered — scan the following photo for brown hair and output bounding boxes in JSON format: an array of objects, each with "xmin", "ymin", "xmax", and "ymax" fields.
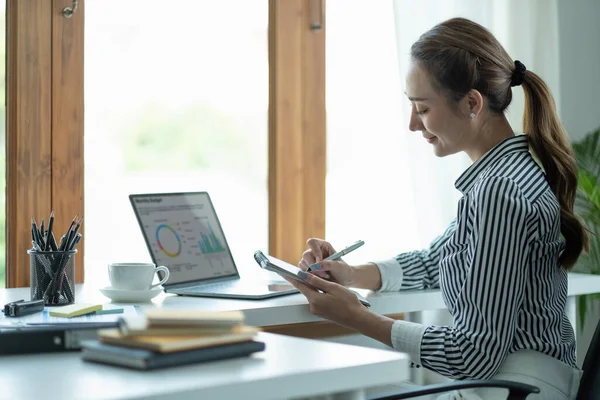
[{"xmin": 411, "ymin": 17, "xmax": 588, "ymax": 269}]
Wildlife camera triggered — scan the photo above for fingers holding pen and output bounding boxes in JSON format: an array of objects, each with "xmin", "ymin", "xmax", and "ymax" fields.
[
  {"xmin": 299, "ymin": 256, "xmax": 329, "ymax": 279},
  {"xmin": 299, "ymin": 238, "xmax": 337, "ymax": 269},
  {"xmin": 306, "ymin": 238, "xmax": 325, "ymax": 262},
  {"xmin": 298, "ymin": 256, "xmax": 311, "ymax": 271}
]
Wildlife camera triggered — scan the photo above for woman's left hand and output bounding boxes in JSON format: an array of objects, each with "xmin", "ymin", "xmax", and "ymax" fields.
[{"xmin": 284, "ymin": 272, "xmax": 368, "ymax": 328}]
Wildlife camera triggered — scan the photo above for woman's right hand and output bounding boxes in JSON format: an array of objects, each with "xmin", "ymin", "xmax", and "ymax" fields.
[{"xmin": 298, "ymin": 238, "xmax": 355, "ymax": 287}]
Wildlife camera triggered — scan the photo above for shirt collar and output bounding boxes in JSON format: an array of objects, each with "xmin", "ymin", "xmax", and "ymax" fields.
[{"xmin": 455, "ymin": 134, "xmax": 529, "ymax": 194}]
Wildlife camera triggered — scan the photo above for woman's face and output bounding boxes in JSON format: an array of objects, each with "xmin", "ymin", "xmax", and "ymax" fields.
[{"xmin": 405, "ymin": 62, "xmax": 476, "ymax": 158}]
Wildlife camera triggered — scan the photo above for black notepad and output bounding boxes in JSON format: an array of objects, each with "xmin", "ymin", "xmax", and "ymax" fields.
[{"xmin": 81, "ymin": 340, "xmax": 265, "ymax": 370}]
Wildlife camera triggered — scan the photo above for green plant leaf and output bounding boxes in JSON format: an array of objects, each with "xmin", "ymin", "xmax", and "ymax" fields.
[
  {"xmin": 573, "ymin": 128, "xmax": 600, "ymax": 180},
  {"xmin": 572, "ymin": 127, "xmax": 600, "ymax": 330}
]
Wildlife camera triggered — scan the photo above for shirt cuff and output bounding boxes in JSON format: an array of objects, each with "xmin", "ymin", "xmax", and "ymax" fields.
[
  {"xmin": 390, "ymin": 319, "xmax": 427, "ymax": 366},
  {"xmin": 372, "ymin": 259, "xmax": 404, "ymax": 292}
]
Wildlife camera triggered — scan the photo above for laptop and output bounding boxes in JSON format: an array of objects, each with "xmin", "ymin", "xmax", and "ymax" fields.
[{"xmin": 129, "ymin": 192, "xmax": 298, "ymax": 300}]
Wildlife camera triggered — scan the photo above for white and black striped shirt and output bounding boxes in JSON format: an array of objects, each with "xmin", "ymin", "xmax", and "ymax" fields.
[{"xmin": 376, "ymin": 134, "xmax": 577, "ymax": 379}]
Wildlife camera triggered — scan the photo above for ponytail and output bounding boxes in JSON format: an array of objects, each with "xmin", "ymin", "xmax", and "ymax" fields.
[
  {"xmin": 521, "ymin": 72, "xmax": 589, "ymax": 269},
  {"xmin": 410, "ymin": 17, "xmax": 589, "ymax": 269}
]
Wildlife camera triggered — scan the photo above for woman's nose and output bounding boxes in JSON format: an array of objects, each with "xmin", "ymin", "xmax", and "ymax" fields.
[{"xmin": 408, "ymin": 111, "xmax": 423, "ymax": 132}]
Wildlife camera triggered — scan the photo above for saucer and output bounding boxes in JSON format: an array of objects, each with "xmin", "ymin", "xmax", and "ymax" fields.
[{"xmin": 99, "ymin": 286, "xmax": 163, "ymax": 303}]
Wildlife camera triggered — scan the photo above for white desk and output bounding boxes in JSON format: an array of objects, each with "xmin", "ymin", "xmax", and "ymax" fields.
[
  {"xmin": 0, "ymin": 332, "xmax": 409, "ymax": 400},
  {"xmin": 1, "ymin": 273, "xmax": 598, "ymax": 396},
  {"xmin": 2, "ymin": 273, "xmax": 599, "ymax": 329}
]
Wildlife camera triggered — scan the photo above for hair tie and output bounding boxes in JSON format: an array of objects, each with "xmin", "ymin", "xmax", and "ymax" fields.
[{"xmin": 511, "ymin": 60, "xmax": 527, "ymax": 87}]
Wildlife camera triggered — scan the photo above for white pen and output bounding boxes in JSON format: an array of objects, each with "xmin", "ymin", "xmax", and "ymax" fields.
[{"xmin": 307, "ymin": 240, "xmax": 365, "ymax": 272}]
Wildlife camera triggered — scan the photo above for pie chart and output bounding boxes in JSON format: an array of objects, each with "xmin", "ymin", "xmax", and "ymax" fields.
[{"xmin": 155, "ymin": 224, "xmax": 182, "ymax": 257}]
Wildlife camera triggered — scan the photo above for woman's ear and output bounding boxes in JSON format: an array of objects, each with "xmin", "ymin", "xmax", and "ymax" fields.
[{"xmin": 465, "ymin": 89, "xmax": 484, "ymax": 119}]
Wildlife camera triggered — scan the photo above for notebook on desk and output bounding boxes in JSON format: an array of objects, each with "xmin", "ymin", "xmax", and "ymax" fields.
[
  {"xmin": 129, "ymin": 192, "xmax": 298, "ymax": 300},
  {"xmin": 81, "ymin": 339, "xmax": 266, "ymax": 370}
]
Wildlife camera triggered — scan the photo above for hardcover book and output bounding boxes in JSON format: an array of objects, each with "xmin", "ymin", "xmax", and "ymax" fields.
[{"xmin": 81, "ymin": 339, "xmax": 265, "ymax": 370}]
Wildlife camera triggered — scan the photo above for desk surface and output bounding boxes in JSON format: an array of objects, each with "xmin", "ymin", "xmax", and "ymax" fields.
[
  {"xmin": 1, "ymin": 272, "xmax": 599, "ymax": 327},
  {"xmin": 0, "ymin": 332, "xmax": 409, "ymax": 400}
]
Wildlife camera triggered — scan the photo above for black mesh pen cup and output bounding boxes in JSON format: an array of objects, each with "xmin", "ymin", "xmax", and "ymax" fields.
[{"xmin": 28, "ymin": 249, "xmax": 77, "ymax": 306}]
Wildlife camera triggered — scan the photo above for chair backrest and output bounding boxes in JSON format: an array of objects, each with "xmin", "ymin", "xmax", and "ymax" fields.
[{"xmin": 577, "ymin": 315, "xmax": 600, "ymax": 400}]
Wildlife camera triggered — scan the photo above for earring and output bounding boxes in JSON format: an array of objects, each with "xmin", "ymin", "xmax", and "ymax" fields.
[{"xmin": 470, "ymin": 112, "xmax": 476, "ymax": 119}]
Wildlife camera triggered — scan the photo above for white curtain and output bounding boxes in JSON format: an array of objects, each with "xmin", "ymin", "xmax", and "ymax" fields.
[{"xmin": 326, "ymin": 0, "xmax": 560, "ymax": 384}]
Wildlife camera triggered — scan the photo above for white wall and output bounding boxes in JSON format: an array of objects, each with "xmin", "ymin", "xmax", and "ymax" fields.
[
  {"xmin": 558, "ymin": 0, "xmax": 600, "ymax": 142},
  {"xmin": 557, "ymin": 0, "xmax": 600, "ymax": 367}
]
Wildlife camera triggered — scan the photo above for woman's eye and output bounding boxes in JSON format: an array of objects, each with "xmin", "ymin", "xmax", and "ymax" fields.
[{"xmin": 409, "ymin": 103, "xmax": 428, "ymax": 115}]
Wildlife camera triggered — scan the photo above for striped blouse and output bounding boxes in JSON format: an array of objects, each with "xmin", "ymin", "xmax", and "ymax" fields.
[{"xmin": 375, "ymin": 134, "xmax": 577, "ymax": 379}]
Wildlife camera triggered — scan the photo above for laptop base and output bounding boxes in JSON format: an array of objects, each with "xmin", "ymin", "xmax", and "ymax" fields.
[{"xmin": 166, "ymin": 285, "xmax": 299, "ymax": 300}]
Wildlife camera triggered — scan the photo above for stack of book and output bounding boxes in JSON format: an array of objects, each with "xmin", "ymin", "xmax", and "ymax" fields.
[{"xmin": 81, "ymin": 309, "xmax": 264, "ymax": 370}]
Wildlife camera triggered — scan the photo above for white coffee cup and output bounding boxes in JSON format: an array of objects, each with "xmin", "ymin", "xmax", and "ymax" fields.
[{"xmin": 108, "ymin": 262, "xmax": 170, "ymax": 291}]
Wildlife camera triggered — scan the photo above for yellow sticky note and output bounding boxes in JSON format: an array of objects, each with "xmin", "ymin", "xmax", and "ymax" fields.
[{"xmin": 49, "ymin": 303, "xmax": 102, "ymax": 318}]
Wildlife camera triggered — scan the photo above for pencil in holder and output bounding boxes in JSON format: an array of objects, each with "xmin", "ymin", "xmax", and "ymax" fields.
[{"xmin": 28, "ymin": 249, "xmax": 77, "ymax": 306}]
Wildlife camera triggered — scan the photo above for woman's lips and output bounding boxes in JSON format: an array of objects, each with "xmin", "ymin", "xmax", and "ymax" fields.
[{"xmin": 425, "ymin": 136, "xmax": 437, "ymax": 144}]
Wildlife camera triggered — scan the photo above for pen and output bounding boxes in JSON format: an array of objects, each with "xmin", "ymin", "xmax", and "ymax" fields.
[
  {"xmin": 59, "ymin": 214, "xmax": 78, "ymax": 250},
  {"xmin": 307, "ymin": 240, "xmax": 365, "ymax": 272},
  {"xmin": 60, "ymin": 215, "xmax": 81, "ymax": 251},
  {"xmin": 31, "ymin": 217, "xmax": 43, "ymax": 250},
  {"xmin": 31, "ymin": 222, "xmax": 38, "ymax": 249},
  {"xmin": 44, "ymin": 210, "xmax": 54, "ymax": 251},
  {"xmin": 67, "ymin": 217, "xmax": 83, "ymax": 250}
]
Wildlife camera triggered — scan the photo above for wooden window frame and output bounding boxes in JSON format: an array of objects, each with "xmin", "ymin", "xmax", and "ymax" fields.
[
  {"xmin": 5, "ymin": 0, "xmax": 324, "ymax": 287},
  {"xmin": 6, "ymin": 0, "xmax": 84, "ymax": 288},
  {"xmin": 269, "ymin": 0, "xmax": 326, "ymax": 262}
]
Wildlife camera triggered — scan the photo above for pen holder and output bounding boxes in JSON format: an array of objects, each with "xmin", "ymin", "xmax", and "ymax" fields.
[{"xmin": 28, "ymin": 249, "xmax": 77, "ymax": 306}]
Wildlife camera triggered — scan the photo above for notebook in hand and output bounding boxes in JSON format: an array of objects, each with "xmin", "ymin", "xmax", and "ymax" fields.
[
  {"xmin": 254, "ymin": 251, "xmax": 372, "ymax": 308},
  {"xmin": 81, "ymin": 339, "xmax": 266, "ymax": 370},
  {"xmin": 129, "ymin": 192, "xmax": 297, "ymax": 300}
]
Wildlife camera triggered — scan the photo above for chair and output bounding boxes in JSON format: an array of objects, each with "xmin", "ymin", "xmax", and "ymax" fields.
[
  {"xmin": 575, "ymin": 315, "xmax": 600, "ymax": 400},
  {"xmin": 367, "ymin": 379, "xmax": 539, "ymax": 400},
  {"xmin": 369, "ymin": 315, "xmax": 600, "ymax": 399}
]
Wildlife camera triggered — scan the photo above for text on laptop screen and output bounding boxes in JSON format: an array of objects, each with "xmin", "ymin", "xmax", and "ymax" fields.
[{"xmin": 131, "ymin": 193, "xmax": 237, "ymax": 285}]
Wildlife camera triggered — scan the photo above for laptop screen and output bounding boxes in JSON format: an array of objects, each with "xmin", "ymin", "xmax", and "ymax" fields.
[{"xmin": 129, "ymin": 192, "xmax": 239, "ymax": 285}]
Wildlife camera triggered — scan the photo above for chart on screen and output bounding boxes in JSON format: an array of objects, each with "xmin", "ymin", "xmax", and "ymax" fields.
[{"xmin": 132, "ymin": 193, "xmax": 238, "ymax": 284}]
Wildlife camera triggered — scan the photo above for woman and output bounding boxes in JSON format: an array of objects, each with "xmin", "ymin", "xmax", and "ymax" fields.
[{"xmin": 287, "ymin": 17, "xmax": 588, "ymax": 400}]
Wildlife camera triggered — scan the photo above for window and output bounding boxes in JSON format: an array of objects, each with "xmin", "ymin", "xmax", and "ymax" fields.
[
  {"xmin": 4, "ymin": 1, "xmax": 325, "ymax": 288},
  {"xmin": 84, "ymin": 1, "xmax": 269, "ymax": 285}
]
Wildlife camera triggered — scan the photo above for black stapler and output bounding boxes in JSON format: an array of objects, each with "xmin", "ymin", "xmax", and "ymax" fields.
[{"xmin": 2, "ymin": 299, "xmax": 45, "ymax": 317}]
